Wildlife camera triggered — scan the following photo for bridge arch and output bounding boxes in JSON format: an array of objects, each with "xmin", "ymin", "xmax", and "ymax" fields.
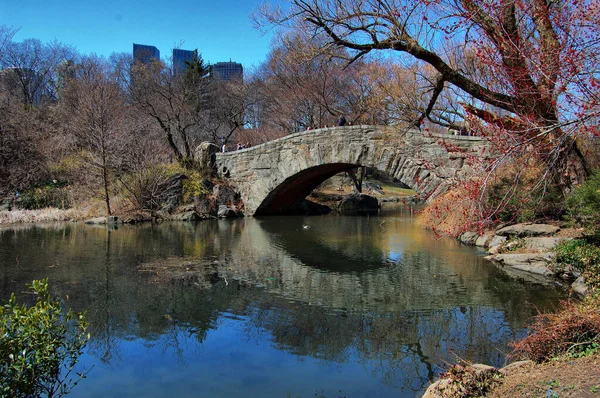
[{"xmin": 214, "ymin": 125, "xmax": 488, "ymax": 216}]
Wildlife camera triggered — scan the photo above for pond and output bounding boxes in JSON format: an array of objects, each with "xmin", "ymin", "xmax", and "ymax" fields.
[{"xmin": 0, "ymin": 206, "xmax": 566, "ymax": 397}]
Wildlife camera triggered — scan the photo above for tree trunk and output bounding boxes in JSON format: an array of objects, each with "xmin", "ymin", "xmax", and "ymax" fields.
[{"xmin": 101, "ymin": 148, "xmax": 112, "ymax": 216}]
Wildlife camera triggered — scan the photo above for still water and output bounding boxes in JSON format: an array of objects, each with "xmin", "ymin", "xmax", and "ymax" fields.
[{"xmin": 0, "ymin": 207, "xmax": 566, "ymax": 397}]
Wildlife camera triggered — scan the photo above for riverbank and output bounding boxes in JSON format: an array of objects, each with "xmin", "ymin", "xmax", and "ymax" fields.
[
  {"xmin": 422, "ymin": 218, "xmax": 600, "ymax": 397},
  {"xmin": 0, "ymin": 207, "xmax": 86, "ymax": 224},
  {"xmin": 423, "ymin": 294, "xmax": 600, "ymax": 397},
  {"xmin": 457, "ymin": 222, "xmax": 589, "ymax": 294},
  {"xmin": 424, "ymin": 353, "xmax": 600, "ymax": 397}
]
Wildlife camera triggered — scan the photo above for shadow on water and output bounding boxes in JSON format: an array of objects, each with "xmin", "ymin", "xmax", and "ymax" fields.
[
  {"xmin": 255, "ymin": 216, "xmax": 390, "ymax": 272},
  {"xmin": 0, "ymin": 213, "xmax": 568, "ymax": 397}
]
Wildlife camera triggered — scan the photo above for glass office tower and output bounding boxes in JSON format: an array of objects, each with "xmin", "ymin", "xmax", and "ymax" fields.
[{"xmin": 133, "ymin": 44, "xmax": 160, "ymax": 64}]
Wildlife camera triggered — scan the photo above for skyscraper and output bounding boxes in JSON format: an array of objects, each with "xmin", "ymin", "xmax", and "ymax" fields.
[
  {"xmin": 133, "ymin": 43, "xmax": 160, "ymax": 65},
  {"xmin": 211, "ymin": 61, "xmax": 243, "ymax": 82},
  {"xmin": 172, "ymin": 49, "xmax": 196, "ymax": 76}
]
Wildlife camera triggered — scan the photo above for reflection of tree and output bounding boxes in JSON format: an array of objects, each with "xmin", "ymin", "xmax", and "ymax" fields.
[{"xmin": 244, "ymin": 299, "xmax": 519, "ymax": 392}]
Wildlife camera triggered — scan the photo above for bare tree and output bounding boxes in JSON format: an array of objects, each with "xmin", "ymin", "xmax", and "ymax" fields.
[
  {"xmin": 61, "ymin": 56, "xmax": 126, "ymax": 215},
  {"xmin": 258, "ymin": 0, "xmax": 599, "ymax": 190},
  {"xmin": 0, "ymin": 38, "xmax": 75, "ymax": 106},
  {"xmin": 251, "ymin": 32, "xmax": 394, "ymax": 131},
  {"xmin": 0, "ymin": 24, "xmax": 17, "ymax": 55},
  {"xmin": 129, "ymin": 53, "xmax": 213, "ymax": 166}
]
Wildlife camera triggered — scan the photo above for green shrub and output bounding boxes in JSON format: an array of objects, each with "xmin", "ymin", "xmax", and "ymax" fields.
[
  {"xmin": 0, "ymin": 279, "xmax": 89, "ymax": 397},
  {"xmin": 555, "ymin": 239, "xmax": 600, "ymax": 291},
  {"xmin": 17, "ymin": 180, "xmax": 72, "ymax": 210},
  {"xmin": 566, "ymin": 170, "xmax": 600, "ymax": 234},
  {"xmin": 165, "ymin": 164, "xmax": 210, "ymax": 202}
]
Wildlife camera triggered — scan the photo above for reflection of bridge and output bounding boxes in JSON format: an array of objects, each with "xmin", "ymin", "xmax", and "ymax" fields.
[{"xmin": 214, "ymin": 125, "xmax": 490, "ymax": 215}]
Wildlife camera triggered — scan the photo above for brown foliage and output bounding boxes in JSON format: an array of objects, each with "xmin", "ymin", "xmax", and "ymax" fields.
[
  {"xmin": 437, "ymin": 363, "xmax": 503, "ymax": 397},
  {"xmin": 510, "ymin": 299, "xmax": 600, "ymax": 363},
  {"xmin": 416, "ymin": 186, "xmax": 480, "ymax": 236}
]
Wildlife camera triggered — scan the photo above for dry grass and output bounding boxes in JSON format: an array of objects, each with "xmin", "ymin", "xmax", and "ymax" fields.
[
  {"xmin": 489, "ymin": 355, "xmax": 600, "ymax": 397},
  {"xmin": 510, "ymin": 298, "xmax": 600, "ymax": 363},
  {"xmin": 0, "ymin": 198, "xmax": 108, "ymax": 225},
  {"xmin": 0, "ymin": 208, "xmax": 84, "ymax": 224}
]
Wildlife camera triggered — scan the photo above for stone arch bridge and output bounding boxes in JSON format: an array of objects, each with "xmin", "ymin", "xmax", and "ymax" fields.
[{"xmin": 211, "ymin": 125, "xmax": 490, "ymax": 216}]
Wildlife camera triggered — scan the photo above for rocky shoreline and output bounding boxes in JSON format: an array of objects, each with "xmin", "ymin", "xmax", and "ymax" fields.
[
  {"xmin": 458, "ymin": 222, "xmax": 588, "ymax": 296},
  {"xmin": 419, "ymin": 222, "xmax": 594, "ymax": 397}
]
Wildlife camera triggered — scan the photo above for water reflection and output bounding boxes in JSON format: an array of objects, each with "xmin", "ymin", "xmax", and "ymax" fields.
[{"xmin": 0, "ymin": 210, "xmax": 566, "ymax": 397}]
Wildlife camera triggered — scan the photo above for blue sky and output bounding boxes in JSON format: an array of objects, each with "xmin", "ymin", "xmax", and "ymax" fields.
[{"xmin": 0, "ymin": 0, "xmax": 276, "ymax": 70}]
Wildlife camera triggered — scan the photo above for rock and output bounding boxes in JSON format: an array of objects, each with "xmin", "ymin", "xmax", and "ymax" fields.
[
  {"xmin": 299, "ymin": 200, "xmax": 331, "ymax": 215},
  {"xmin": 572, "ymin": 276, "xmax": 589, "ymax": 296},
  {"xmin": 503, "ymin": 240, "xmax": 522, "ymax": 252},
  {"xmin": 338, "ymin": 193, "xmax": 379, "ymax": 215},
  {"xmin": 496, "ymin": 223, "xmax": 560, "ymax": 237},
  {"xmin": 213, "ymin": 185, "xmax": 241, "ymax": 207},
  {"xmin": 170, "ymin": 211, "xmax": 200, "ymax": 221},
  {"xmin": 499, "ymin": 360, "xmax": 534, "ymax": 375},
  {"xmin": 459, "ymin": 231, "xmax": 479, "ymax": 245},
  {"xmin": 524, "ymin": 237, "xmax": 562, "ymax": 252},
  {"xmin": 194, "ymin": 142, "xmax": 219, "ymax": 172},
  {"xmin": 107, "ymin": 216, "xmax": 121, "ymax": 225},
  {"xmin": 217, "ymin": 205, "xmax": 237, "ymax": 218},
  {"xmin": 422, "ymin": 378, "xmax": 452, "ymax": 398},
  {"xmin": 179, "ymin": 204, "xmax": 196, "ymax": 212},
  {"xmin": 488, "ymin": 235, "xmax": 508, "ymax": 254},
  {"xmin": 471, "ymin": 363, "xmax": 497, "ymax": 376},
  {"xmin": 475, "ymin": 231, "xmax": 495, "ymax": 247},
  {"xmin": 492, "ymin": 253, "xmax": 555, "ymax": 276},
  {"xmin": 84, "ymin": 217, "xmax": 108, "ymax": 225}
]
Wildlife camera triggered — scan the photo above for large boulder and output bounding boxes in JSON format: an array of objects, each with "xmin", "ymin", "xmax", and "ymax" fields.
[
  {"xmin": 524, "ymin": 237, "xmax": 562, "ymax": 252},
  {"xmin": 170, "ymin": 211, "xmax": 200, "ymax": 221},
  {"xmin": 194, "ymin": 142, "xmax": 219, "ymax": 173},
  {"xmin": 338, "ymin": 193, "xmax": 379, "ymax": 215},
  {"xmin": 475, "ymin": 231, "xmax": 495, "ymax": 247},
  {"xmin": 491, "ymin": 253, "xmax": 555, "ymax": 276},
  {"xmin": 459, "ymin": 232, "xmax": 479, "ymax": 245},
  {"xmin": 213, "ymin": 185, "xmax": 241, "ymax": 207},
  {"xmin": 572, "ymin": 276, "xmax": 589, "ymax": 297},
  {"xmin": 217, "ymin": 205, "xmax": 238, "ymax": 218},
  {"xmin": 496, "ymin": 223, "xmax": 560, "ymax": 237}
]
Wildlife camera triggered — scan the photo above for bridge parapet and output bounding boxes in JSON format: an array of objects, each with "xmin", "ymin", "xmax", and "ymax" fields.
[{"xmin": 213, "ymin": 125, "xmax": 491, "ymax": 215}]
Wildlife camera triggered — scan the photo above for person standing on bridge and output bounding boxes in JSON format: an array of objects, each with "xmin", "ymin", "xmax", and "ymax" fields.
[{"xmin": 336, "ymin": 114, "xmax": 347, "ymax": 126}]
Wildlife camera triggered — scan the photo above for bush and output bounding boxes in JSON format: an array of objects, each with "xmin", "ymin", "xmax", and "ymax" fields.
[
  {"xmin": 17, "ymin": 180, "xmax": 72, "ymax": 210},
  {"xmin": 566, "ymin": 170, "xmax": 600, "ymax": 234},
  {"xmin": 437, "ymin": 362, "xmax": 503, "ymax": 397},
  {"xmin": 555, "ymin": 239, "xmax": 600, "ymax": 292},
  {"xmin": 510, "ymin": 299, "xmax": 600, "ymax": 363},
  {"xmin": 118, "ymin": 165, "xmax": 185, "ymax": 213},
  {"xmin": 0, "ymin": 279, "xmax": 89, "ymax": 397}
]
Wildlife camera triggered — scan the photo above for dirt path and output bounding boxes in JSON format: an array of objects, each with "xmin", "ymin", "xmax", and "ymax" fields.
[{"xmin": 490, "ymin": 355, "xmax": 600, "ymax": 397}]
